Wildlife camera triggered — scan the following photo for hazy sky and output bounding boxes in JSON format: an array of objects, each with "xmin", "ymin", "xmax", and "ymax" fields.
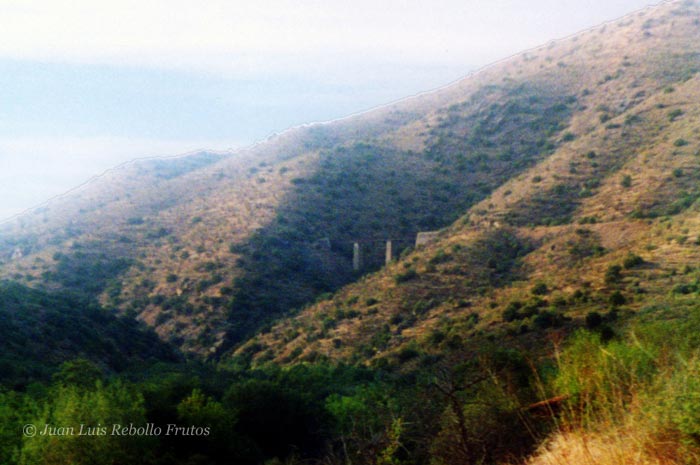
[{"xmin": 0, "ymin": 0, "xmax": 658, "ymax": 220}]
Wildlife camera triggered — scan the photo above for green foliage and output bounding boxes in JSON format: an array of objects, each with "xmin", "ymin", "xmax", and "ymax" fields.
[
  {"xmin": 531, "ymin": 281, "xmax": 549, "ymax": 295},
  {"xmin": 377, "ymin": 418, "xmax": 403, "ymax": 465},
  {"xmin": 533, "ymin": 310, "xmax": 566, "ymax": 329},
  {"xmin": 660, "ymin": 357, "xmax": 700, "ymax": 441},
  {"xmin": 668, "ymin": 108, "xmax": 684, "ymax": 121},
  {"xmin": 20, "ymin": 380, "xmax": 154, "ymax": 465},
  {"xmin": 176, "ymin": 388, "xmax": 238, "ymax": 458},
  {"xmin": 46, "ymin": 246, "xmax": 133, "ymax": 295},
  {"xmin": 396, "ymin": 346, "xmax": 421, "ymax": 363},
  {"xmin": 609, "ymin": 290, "xmax": 626, "ymax": 306},
  {"xmin": 631, "ymin": 189, "xmax": 700, "ymax": 218},
  {"xmin": 0, "ymin": 390, "xmax": 28, "ymax": 465},
  {"xmin": 623, "ymin": 252, "xmax": 645, "ymax": 269},
  {"xmin": 624, "ymin": 114, "xmax": 642, "ymax": 125},
  {"xmin": 471, "ymin": 229, "xmax": 532, "ymax": 285},
  {"xmin": 429, "ymin": 366, "xmax": 535, "ymax": 464},
  {"xmin": 585, "ymin": 311, "xmax": 604, "ymax": 329},
  {"xmin": 672, "ymin": 281, "xmax": 700, "ymax": 295},
  {"xmin": 621, "ymin": 174, "xmax": 632, "ymax": 188},
  {"xmin": 126, "ymin": 217, "xmax": 145, "ymax": 225},
  {"xmin": 428, "ymin": 249, "xmax": 451, "ymax": 265},
  {"xmin": 549, "ymin": 306, "xmax": 700, "ymax": 455},
  {"xmin": 0, "ymin": 282, "xmax": 178, "ymax": 388},
  {"xmin": 52, "ymin": 359, "xmax": 103, "ymax": 389},
  {"xmin": 146, "ymin": 227, "xmax": 170, "ymax": 239},
  {"xmin": 605, "ymin": 264, "xmax": 623, "ymax": 285},
  {"xmin": 502, "ymin": 298, "xmax": 546, "ymax": 322},
  {"xmin": 505, "ymin": 182, "xmax": 582, "ymax": 226},
  {"xmin": 394, "ymin": 269, "xmax": 418, "ymax": 284},
  {"xmin": 552, "ymin": 331, "xmax": 657, "ymax": 424},
  {"xmin": 224, "ymin": 378, "xmax": 325, "ymax": 461},
  {"xmin": 503, "ymin": 301, "xmax": 525, "ymax": 322},
  {"xmin": 566, "ymin": 229, "xmax": 606, "ymax": 262}
]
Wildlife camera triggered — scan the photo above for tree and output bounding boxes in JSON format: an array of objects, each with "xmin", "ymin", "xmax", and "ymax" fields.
[{"xmin": 19, "ymin": 381, "xmax": 154, "ymax": 465}]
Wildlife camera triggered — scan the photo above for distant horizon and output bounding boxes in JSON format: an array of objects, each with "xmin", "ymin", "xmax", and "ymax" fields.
[{"xmin": 0, "ymin": 0, "xmax": 659, "ymax": 220}]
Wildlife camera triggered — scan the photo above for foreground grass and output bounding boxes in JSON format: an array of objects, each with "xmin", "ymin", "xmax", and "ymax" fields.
[{"xmin": 524, "ymin": 306, "xmax": 700, "ymax": 465}]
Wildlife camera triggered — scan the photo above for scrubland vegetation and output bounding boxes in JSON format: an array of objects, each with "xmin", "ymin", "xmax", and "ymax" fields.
[{"xmin": 2, "ymin": 1, "xmax": 700, "ymax": 463}]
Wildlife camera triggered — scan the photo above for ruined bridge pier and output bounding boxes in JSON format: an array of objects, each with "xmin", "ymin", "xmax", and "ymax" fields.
[{"xmin": 350, "ymin": 230, "xmax": 439, "ymax": 271}]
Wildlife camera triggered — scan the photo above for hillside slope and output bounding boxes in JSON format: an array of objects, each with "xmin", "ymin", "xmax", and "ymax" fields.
[
  {"xmin": 234, "ymin": 0, "xmax": 700, "ymax": 366},
  {"xmin": 2, "ymin": 0, "xmax": 699, "ymax": 361},
  {"xmin": 0, "ymin": 281, "xmax": 179, "ymax": 388}
]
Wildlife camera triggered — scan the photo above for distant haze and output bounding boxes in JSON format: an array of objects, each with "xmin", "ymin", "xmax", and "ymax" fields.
[{"xmin": 0, "ymin": 0, "xmax": 657, "ymax": 220}]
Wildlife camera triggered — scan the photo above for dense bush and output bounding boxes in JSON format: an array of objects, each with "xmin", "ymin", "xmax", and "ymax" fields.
[
  {"xmin": 604, "ymin": 264, "xmax": 623, "ymax": 284},
  {"xmin": 622, "ymin": 252, "xmax": 645, "ymax": 269},
  {"xmin": 0, "ymin": 282, "xmax": 177, "ymax": 388}
]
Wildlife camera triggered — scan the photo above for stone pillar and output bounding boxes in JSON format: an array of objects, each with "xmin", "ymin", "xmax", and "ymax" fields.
[
  {"xmin": 353, "ymin": 242, "xmax": 361, "ymax": 271},
  {"xmin": 385, "ymin": 240, "xmax": 393, "ymax": 265}
]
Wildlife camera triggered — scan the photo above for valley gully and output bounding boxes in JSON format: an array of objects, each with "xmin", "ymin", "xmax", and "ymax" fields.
[{"xmin": 31, "ymin": 423, "xmax": 210, "ymax": 437}]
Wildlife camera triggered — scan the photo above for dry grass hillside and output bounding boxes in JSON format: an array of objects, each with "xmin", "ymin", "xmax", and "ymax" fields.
[
  {"xmin": 1, "ymin": 1, "xmax": 699, "ymax": 368},
  {"xmin": 234, "ymin": 0, "xmax": 700, "ymax": 365}
]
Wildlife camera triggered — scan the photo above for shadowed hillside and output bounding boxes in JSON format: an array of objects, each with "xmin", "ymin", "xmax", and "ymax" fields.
[{"xmin": 0, "ymin": 281, "xmax": 179, "ymax": 388}]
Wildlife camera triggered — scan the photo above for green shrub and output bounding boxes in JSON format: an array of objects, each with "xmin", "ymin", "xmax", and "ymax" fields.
[
  {"xmin": 394, "ymin": 269, "xmax": 418, "ymax": 284},
  {"xmin": 531, "ymin": 281, "xmax": 549, "ymax": 296},
  {"xmin": 396, "ymin": 346, "xmax": 420, "ymax": 363},
  {"xmin": 622, "ymin": 253, "xmax": 644, "ymax": 269},
  {"xmin": 624, "ymin": 114, "xmax": 641, "ymax": 125},
  {"xmin": 672, "ymin": 282, "xmax": 699, "ymax": 295},
  {"xmin": 585, "ymin": 311, "xmax": 604, "ymax": 329},
  {"xmin": 668, "ymin": 109, "xmax": 683, "ymax": 121},
  {"xmin": 533, "ymin": 310, "xmax": 564, "ymax": 329},
  {"xmin": 609, "ymin": 290, "xmax": 626, "ymax": 307},
  {"xmin": 605, "ymin": 264, "xmax": 623, "ymax": 285},
  {"xmin": 502, "ymin": 301, "xmax": 524, "ymax": 322},
  {"xmin": 429, "ymin": 249, "xmax": 451, "ymax": 265}
]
